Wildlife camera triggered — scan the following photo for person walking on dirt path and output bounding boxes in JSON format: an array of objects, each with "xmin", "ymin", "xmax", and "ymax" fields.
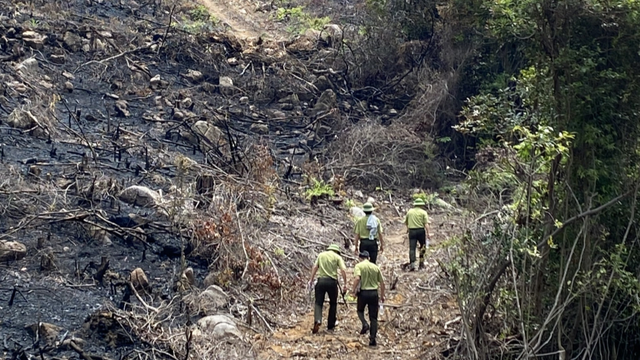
[
  {"xmin": 351, "ymin": 250, "xmax": 385, "ymax": 347},
  {"xmin": 308, "ymin": 244, "xmax": 348, "ymax": 334},
  {"xmin": 353, "ymin": 202, "xmax": 384, "ymax": 264},
  {"xmin": 404, "ymin": 198, "xmax": 432, "ymax": 271}
]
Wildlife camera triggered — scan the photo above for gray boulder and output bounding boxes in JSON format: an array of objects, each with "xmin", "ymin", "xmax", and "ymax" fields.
[{"xmin": 0, "ymin": 241, "xmax": 27, "ymax": 262}]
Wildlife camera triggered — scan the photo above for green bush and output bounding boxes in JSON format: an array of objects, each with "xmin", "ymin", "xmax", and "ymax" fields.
[{"xmin": 305, "ymin": 178, "xmax": 335, "ymax": 200}]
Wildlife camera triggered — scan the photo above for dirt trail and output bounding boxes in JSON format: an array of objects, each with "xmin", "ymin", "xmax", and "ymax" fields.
[
  {"xmin": 256, "ymin": 214, "xmax": 461, "ymax": 359},
  {"xmin": 200, "ymin": 0, "xmax": 288, "ymax": 41}
]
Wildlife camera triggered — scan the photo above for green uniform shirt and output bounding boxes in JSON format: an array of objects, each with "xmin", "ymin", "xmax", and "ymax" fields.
[
  {"xmin": 404, "ymin": 207, "xmax": 429, "ymax": 229},
  {"xmin": 354, "ymin": 215, "xmax": 383, "ymax": 239},
  {"xmin": 314, "ymin": 250, "xmax": 346, "ymax": 280},
  {"xmin": 354, "ymin": 259, "xmax": 383, "ymax": 290}
]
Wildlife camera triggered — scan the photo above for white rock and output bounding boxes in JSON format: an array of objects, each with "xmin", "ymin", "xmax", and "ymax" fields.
[
  {"xmin": 193, "ymin": 120, "xmax": 222, "ymax": 144},
  {"xmin": 15, "ymin": 57, "xmax": 39, "ymax": 74},
  {"xmin": 181, "ymin": 97, "xmax": 193, "ymax": 109},
  {"xmin": 350, "ymin": 207, "xmax": 365, "ymax": 220},
  {"xmin": 0, "ymin": 241, "xmax": 27, "ymax": 262},
  {"xmin": 239, "ymin": 96, "xmax": 249, "ymax": 105},
  {"xmin": 367, "ymin": 197, "xmax": 376, "ymax": 205},
  {"xmin": 150, "ymin": 74, "xmax": 161, "ymax": 88},
  {"xmin": 183, "ymin": 69, "xmax": 204, "ymax": 83},
  {"xmin": 199, "ymin": 285, "xmax": 228, "ymax": 309},
  {"xmin": 354, "ymin": 190, "xmax": 364, "ymax": 198},
  {"xmin": 130, "ymin": 267, "xmax": 149, "ymax": 292},
  {"xmin": 118, "ymin": 186, "xmax": 161, "ymax": 207},
  {"xmin": 197, "ymin": 315, "xmax": 241, "ymax": 340},
  {"xmin": 250, "ymin": 122, "xmax": 269, "ymax": 134},
  {"xmin": 6, "ymin": 109, "xmax": 36, "ymax": 130},
  {"xmin": 219, "ymin": 76, "xmax": 234, "ymax": 96}
]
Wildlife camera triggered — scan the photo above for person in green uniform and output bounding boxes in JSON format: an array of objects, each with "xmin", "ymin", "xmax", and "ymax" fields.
[
  {"xmin": 404, "ymin": 198, "xmax": 431, "ymax": 271},
  {"xmin": 351, "ymin": 250, "xmax": 385, "ymax": 347},
  {"xmin": 308, "ymin": 244, "xmax": 348, "ymax": 333},
  {"xmin": 353, "ymin": 203, "xmax": 384, "ymax": 264}
]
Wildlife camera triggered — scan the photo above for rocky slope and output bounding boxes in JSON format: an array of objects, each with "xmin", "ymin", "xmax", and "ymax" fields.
[{"xmin": 0, "ymin": 0, "xmax": 459, "ymax": 359}]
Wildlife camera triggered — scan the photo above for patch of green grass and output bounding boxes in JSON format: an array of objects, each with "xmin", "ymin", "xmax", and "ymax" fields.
[
  {"xmin": 305, "ymin": 177, "xmax": 335, "ymax": 200},
  {"xmin": 189, "ymin": 5, "xmax": 211, "ymax": 22},
  {"xmin": 274, "ymin": 6, "xmax": 331, "ymax": 35}
]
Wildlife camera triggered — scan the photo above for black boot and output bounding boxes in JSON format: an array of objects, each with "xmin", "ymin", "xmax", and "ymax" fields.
[{"xmin": 360, "ymin": 324, "xmax": 370, "ymax": 334}]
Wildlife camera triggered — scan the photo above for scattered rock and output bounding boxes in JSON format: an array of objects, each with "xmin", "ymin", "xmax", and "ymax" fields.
[
  {"xmin": 6, "ymin": 108, "xmax": 37, "ymax": 130},
  {"xmin": 199, "ymin": 285, "xmax": 229, "ymax": 310},
  {"xmin": 266, "ymin": 109, "xmax": 286, "ymax": 119},
  {"xmin": 250, "ymin": 122, "xmax": 269, "ymax": 134},
  {"xmin": 130, "ymin": 267, "xmax": 150, "ymax": 292},
  {"xmin": 28, "ymin": 165, "xmax": 41, "ymax": 177},
  {"xmin": 280, "ymin": 103, "xmax": 294, "ymax": 110},
  {"xmin": 64, "ymin": 81, "xmax": 74, "ymax": 92},
  {"xmin": 367, "ymin": 196, "xmax": 376, "ymax": 205},
  {"xmin": 183, "ymin": 69, "xmax": 204, "ymax": 83},
  {"xmin": 25, "ymin": 322, "xmax": 62, "ymax": 345},
  {"xmin": 114, "ymin": 100, "xmax": 130, "ymax": 117},
  {"xmin": 196, "ymin": 315, "xmax": 241, "ymax": 340},
  {"xmin": 118, "ymin": 185, "xmax": 161, "ymax": 207},
  {"xmin": 313, "ymin": 89, "xmax": 337, "ymax": 114},
  {"xmin": 200, "ymin": 82, "xmax": 217, "ymax": 93},
  {"xmin": 320, "ymin": 24, "xmax": 343, "ymax": 47},
  {"xmin": 0, "ymin": 241, "xmax": 27, "ymax": 262},
  {"xmin": 49, "ymin": 54, "xmax": 65, "ymax": 64},
  {"xmin": 22, "ymin": 31, "xmax": 46, "ymax": 50},
  {"xmin": 181, "ymin": 97, "xmax": 193, "ymax": 109},
  {"xmin": 219, "ymin": 76, "xmax": 234, "ymax": 96},
  {"xmin": 192, "ymin": 120, "xmax": 222, "ymax": 144},
  {"xmin": 173, "ymin": 110, "xmax": 185, "ymax": 120},
  {"xmin": 63, "ymin": 31, "xmax": 82, "ymax": 52},
  {"xmin": 182, "ymin": 267, "xmax": 195, "ymax": 286},
  {"xmin": 149, "ymin": 74, "xmax": 162, "ymax": 89},
  {"xmin": 350, "ymin": 207, "xmax": 365, "ymax": 220},
  {"xmin": 239, "ymin": 96, "xmax": 250, "ymax": 105},
  {"xmin": 15, "ymin": 57, "xmax": 39, "ymax": 75},
  {"xmin": 389, "ymin": 108, "xmax": 398, "ymax": 116},
  {"xmin": 227, "ymin": 57, "xmax": 239, "ymax": 66},
  {"xmin": 62, "ymin": 71, "xmax": 75, "ymax": 80}
]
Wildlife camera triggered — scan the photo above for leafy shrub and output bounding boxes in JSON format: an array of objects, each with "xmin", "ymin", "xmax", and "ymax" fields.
[{"xmin": 305, "ymin": 177, "xmax": 335, "ymax": 200}]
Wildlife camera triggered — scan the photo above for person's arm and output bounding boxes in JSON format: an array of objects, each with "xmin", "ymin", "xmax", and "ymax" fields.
[
  {"xmin": 379, "ymin": 277, "xmax": 386, "ymax": 303},
  {"xmin": 340, "ymin": 268, "xmax": 348, "ymax": 293},
  {"xmin": 378, "ymin": 223, "xmax": 385, "ymax": 253},
  {"xmin": 354, "ymin": 232, "xmax": 360, "ymax": 254},
  {"xmin": 351, "ymin": 276, "xmax": 360, "ymax": 295},
  {"xmin": 424, "ymin": 213, "xmax": 431, "ymax": 244},
  {"xmin": 309, "ymin": 264, "xmax": 318, "ymax": 286}
]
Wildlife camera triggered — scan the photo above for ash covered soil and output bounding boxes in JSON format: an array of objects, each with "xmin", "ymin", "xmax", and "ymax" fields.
[{"xmin": 0, "ymin": 0, "xmax": 463, "ymax": 358}]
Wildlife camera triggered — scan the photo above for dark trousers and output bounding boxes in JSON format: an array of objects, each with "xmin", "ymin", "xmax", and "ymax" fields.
[
  {"xmin": 409, "ymin": 228, "xmax": 426, "ymax": 266},
  {"xmin": 357, "ymin": 290, "xmax": 379, "ymax": 341},
  {"xmin": 314, "ymin": 277, "xmax": 338, "ymax": 329},
  {"xmin": 359, "ymin": 239, "xmax": 379, "ymax": 264}
]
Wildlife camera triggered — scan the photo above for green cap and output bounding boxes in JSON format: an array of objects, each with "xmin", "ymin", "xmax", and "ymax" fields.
[
  {"xmin": 362, "ymin": 203, "xmax": 375, "ymax": 212},
  {"xmin": 327, "ymin": 244, "xmax": 341, "ymax": 253},
  {"xmin": 413, "ymin": 198, "xmax": 426, "ymax": 206}
]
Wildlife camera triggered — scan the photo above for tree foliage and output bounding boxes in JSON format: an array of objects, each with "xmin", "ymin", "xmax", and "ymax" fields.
[{"xmin": 418, "ymin": 0, "xmax": 640, "ymax": 358}]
